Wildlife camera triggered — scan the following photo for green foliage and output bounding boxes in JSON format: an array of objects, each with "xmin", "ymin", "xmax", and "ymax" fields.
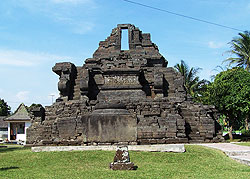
[
  {"xmin": 29, "ymin": 103, "xmax": 43, "ymax": 108},
  {"xmin": 224, "ymin": 31, "xmax": 250, "ymax": 72},
  {"xmin": 200, "ymin": 67, "xmax": 250, "ymax": 130},
  {"xmin": 241, "ymin": 129, "xmax": 250, "ymax": 137},
  {"xmin": 0, "ymin": 98, "xmax": 11, "ymax": 116},
  {"xmin": 0, "ymin": 146, "xmax": 250, "ymax": 178},
  {"xmin": 28, "ymin": 103, "xmax": 43, "ymax": 112},
  {"xmin": 217, "ymin": 114, "xmax": 227, "ymax": 131},
  {"xmin": 174, "ymin": 60, "xmax": 209, "ymax": 99}
]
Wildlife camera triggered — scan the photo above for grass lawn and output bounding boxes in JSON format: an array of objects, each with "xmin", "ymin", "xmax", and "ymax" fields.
[
  {"xmin": 0, "ymin": 145, "xmax": 250, "ymax": 179},
  {"xmin": 0, "ymin": 144, "xmax": 23, "ymax": 147},
  {"xmin": 235, "ymin": 142, "xmax": 250, "ymax": 146}
]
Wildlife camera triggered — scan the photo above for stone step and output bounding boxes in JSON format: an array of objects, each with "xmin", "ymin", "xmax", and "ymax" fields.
[
  {"xmin": 74, "ymin": 87, "xmax": 80, "ymax": 90},
  {"xmin": 230, "ymin": 154, "xmax": 250, "ymax": 166},
  {"xmin": 73, "ymin": 89, "xmax": 80, "ymax": 93},
  {"xmin": 73, "ymin": 97, "xmax": 80, "ymax": 100},
  {"xmin": 31, "ymin": 144, "xmax": 185, "ymax": 153},
  {"xmin": 73, "ymin": 89, "xmax": 80, "ymax": 92},
  {"xmin": 72, "ymin": 68, "xmax": 82, "ymax": 100}
]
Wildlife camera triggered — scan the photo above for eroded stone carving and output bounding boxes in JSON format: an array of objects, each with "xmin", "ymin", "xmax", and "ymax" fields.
[
  {"xmin": 110, "ymin": 146, "xmax": 137, "ymax": 170},
  {"xmin": 52, "ymin": 62, "xmax": 77, "ymax": 101},
  {"xmin": 26, "ymin": 24, "xmax": 223, "ymax": 146}
]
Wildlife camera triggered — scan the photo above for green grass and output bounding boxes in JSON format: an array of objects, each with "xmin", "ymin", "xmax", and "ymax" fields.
[
  {"xmin": 226, "ymin": 139, "xmax": 241, "ymax": 142},
  {"xmin": 0, "ymin": 144, "xmax": 23, "ymax": 147},
  {"xmin": 235, "ymin": 142, "xmax": 250, "ymax": 146},
  {"xmin": 0, "ymin": 145, "xmax": 250, "ymax": 179}
]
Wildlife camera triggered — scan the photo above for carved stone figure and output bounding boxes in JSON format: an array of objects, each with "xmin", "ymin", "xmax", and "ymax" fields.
[
  {"xmin": 52, "ymin": 62, "xmax": 77, "ymax": 101},
  {"xmin": 26, "ymin": 24, "xmax": 223, "ymax": 146}
]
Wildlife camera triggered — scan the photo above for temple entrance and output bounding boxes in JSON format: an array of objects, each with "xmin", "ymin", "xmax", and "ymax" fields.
[{"xmin": 10, "ymin": 122, "xmax": 25, "ymax": 140}]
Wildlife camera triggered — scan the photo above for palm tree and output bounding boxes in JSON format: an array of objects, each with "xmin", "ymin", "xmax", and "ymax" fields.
[
  {"xmin": 224, "ymin": 31, "xmax": 250, "ymax": 72},
  {"xmin": 174, "ymin": 60, "xmax": 208, "ymax": 97},
  {"xmin": 224, "ymin": 31, "xmax": 250, "ymax": 130}
]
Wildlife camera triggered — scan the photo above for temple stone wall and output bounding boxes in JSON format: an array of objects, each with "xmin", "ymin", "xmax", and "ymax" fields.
[{"xmin": 27, "ymin": 24, "xmax": 223, "ymax": 146}]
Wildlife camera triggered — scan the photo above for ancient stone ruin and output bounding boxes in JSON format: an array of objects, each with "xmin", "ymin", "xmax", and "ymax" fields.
[
  {"xmin": 27, "ymin": 24, "xmax": 223, "ymax": 146},
  {"xmin": 110, "ymin": 146, "xmax": 136, "ymax": 170}
]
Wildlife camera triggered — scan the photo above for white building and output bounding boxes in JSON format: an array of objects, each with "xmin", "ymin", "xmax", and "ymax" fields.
[{"xmin": 4, "ymin": 103, "xmax": 31, "ymax": 144}]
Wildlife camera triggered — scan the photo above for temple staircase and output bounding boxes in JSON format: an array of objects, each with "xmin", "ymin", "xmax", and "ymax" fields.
[{"xmin": 73, "ymin": 67, "xmax": 82, "ymax": 100}]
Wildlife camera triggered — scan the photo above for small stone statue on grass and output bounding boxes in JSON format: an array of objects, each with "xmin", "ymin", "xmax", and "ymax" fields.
[{"xmin": 110, "ymin": 146, "xmax": 137, "ymax": 170}]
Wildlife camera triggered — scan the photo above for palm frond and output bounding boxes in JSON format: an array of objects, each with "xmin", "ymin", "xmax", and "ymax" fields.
[{"xmin": 225, "ymin": 31, "xmax": 250, "ymax": 71}]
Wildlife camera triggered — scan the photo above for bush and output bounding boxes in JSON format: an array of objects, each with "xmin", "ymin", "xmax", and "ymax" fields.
[{"xmin": 241, "ymin": 129, "xmax": 250, "ymax": 137}]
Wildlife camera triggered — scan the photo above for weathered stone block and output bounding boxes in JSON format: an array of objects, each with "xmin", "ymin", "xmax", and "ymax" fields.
[
  {"xmin": 57, "ymin": 118, "xmax": 77, "ymax": 139},
  {"xmin": 153, "ymin": 131, "xmax": 166, "ymax": 138},
  {"xmin": 87, "ymin": 109, "xmax": 137, "ymax": 143},
  {"xmin": 166, "ymin": 132, "xmax": 176, "ymax": 138},
  {"xmin": 110, "ymin": 146, "xmax": 137, "ymax": 170}
]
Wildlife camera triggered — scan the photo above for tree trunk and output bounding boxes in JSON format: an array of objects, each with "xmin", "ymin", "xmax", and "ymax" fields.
[
  {"xmin": 245, "ymin": 116, "xmax": 249, "ymax": 131},
  {"xmin": 229, "ymin": 126, "xmax": 233, "ymax": 141}
]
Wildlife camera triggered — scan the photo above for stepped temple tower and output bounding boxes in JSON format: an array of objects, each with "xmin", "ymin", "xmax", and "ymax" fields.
[{"xmin": 27, "ymin": 24, "xmax": 223, "ymax": 145}]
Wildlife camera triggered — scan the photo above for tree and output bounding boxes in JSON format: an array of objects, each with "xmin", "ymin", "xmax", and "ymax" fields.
[
  {"xmin": 224, "ymin": 31, "xmax": 250, "ymax": 72},
  {"xmin": 174, "ymin": 60, "xmax": 208, "ymax": 98},
  {"xmin": 28, "ymin": 103, "xmax": 43, "ymax": 112},
  {"xmin": 201, "ymin": 68, "xmax": 250, "ymax": 140},
  {"xmin": 0, "ymin": 98, "xmax": 11, "ymax": 116}
]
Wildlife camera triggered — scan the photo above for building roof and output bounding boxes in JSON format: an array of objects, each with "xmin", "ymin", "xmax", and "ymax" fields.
[
  {"xmin": 4, "ymin": 103, "xmax": 31, "ymax": 122},
  {"xmin": 0, "ymin": 116, "xmax": 8, "ymax": 128}
]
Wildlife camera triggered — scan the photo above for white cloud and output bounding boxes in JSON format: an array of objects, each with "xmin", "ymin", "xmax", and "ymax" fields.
[
  {"xmin": 72, "ymin": 22, "xmax": 95, "ymax": 35},
  {"xmin": 0, "ymin": 49, "xmax": 72, "ymax": 66},
  {"xmin": 16, "ymin": 91, "xmax": 29, "ymax": 102},
  {"xmin": 13, "ymin": 0, "xmax": 97, "ymax": 34},
  {"xmin": 54, "ymin": 17, "xmax": 95, "ymax": 35},
  {"xmin": 208, "ymin": 41, "xmax": 225, "ymax": 49},
  {"xmin": 199, "ymin": 68, "xmax": 217, "ymax": 81},
  {"xmin": 54, "ymin": 16, "xmax": 95, "ymax": 34}
]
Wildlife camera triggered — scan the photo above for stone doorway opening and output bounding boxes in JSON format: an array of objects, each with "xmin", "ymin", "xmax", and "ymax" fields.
[{"xmin": 121, "ymin": 29, "xmax": 129, "ymax": 50}]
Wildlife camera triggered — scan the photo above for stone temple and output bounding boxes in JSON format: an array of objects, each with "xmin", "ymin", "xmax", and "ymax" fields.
[{"xmin": 27, "ymin": 24, "xmax": 223, "ymax": 146}]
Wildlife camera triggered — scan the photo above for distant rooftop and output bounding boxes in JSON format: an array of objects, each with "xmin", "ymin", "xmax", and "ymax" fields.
[{"xmin": 4, "ymin": 103, "xmax": 31, "ymax": 121}]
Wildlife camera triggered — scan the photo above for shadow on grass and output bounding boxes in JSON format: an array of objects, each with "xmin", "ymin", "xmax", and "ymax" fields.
[
  {"xmin": 224, "ymin": 134, "xmax": 250, "ymax": 142},
  {"xmin": 0, "ymin": 166, "xmax": 19, "ymax": 171},
  {"xmin": 0, "ymin": 147, "xmax": 30, "ymax": 153}
]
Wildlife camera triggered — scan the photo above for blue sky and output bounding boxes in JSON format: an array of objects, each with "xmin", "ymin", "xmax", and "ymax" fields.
[{"xmin": 0, "ymin": 0, "xmax": 250, "ymax": 112}]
